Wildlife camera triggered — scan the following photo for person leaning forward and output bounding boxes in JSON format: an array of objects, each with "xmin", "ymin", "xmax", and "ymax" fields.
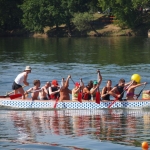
[
  {"xmin": 12, "ymin": 66, "xmax": 31, "ymax": 99},
  {"xmin": 24, "ymin": 79, "xmax": 41, "ymax": 100},
  {"xmin": 109, "ymin": 78, "xmax": 127, "ymax": 101}
]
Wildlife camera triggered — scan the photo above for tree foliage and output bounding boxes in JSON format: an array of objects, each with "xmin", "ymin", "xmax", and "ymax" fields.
[
  {"xmin": 73, "ymin": 12, "xmax": 93, "ymax": 32},
  {"xmin": 0, "ymin": 0, "xmax": 23, "ymax": 30},
  {"xmin": 0, "ymin": 0, "xmax": 150, "ymax": 33},
  {"xmin": 98, "ymin": 0, "xmax": 150, "ymax": 28}
]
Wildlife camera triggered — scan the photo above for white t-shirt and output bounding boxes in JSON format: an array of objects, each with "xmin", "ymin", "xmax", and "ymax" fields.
[{"xmin": 14, "ymin": 72, "xmax": 26, "ymax": 85}]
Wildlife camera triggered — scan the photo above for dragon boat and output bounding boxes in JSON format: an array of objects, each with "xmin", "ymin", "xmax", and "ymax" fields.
[{"xmin": 0, "ymin": 97, "xmax": 150, "ymax": 109}]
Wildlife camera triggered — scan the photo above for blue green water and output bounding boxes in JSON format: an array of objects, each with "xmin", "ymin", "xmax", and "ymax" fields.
[{"xmin": 0, "ymin": 36, "xmax": 150, "ymax": 149}]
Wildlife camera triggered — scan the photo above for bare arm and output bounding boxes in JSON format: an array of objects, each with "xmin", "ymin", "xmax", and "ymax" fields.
[
  {"xmin": 109, "ymin": 87, "xmax": 119, "ymax": 98},
  {"xmin": 23, "ymin": 72, "xmax": 29, "ymax": 86},
  {"xmin": 97, "ymin": 70, "xmax": 102, "ymax": 85},
  {"xmin": 64, "ymin": 75, "xmax": 71, "ymax": 88},
  {"xmin": 127, "ymin": 82, "xmax": 147, "ymax": 92},
  {"xmin": 80, "ymin": 78, "xmax": 84, "ymax": 90},
  {"xmin": 72, "ymin": 87, "xmax": 80, "ymax": 94},
  {"xmin": 24, "ymin": 87, "xmax": 33, "ymax": 95},
  {"xmin": 49, "ymin": 87, "xmax": 60, "ymax": 95},
  {"xmin": 43, "ymin": 87, "xmax": 48, "ymax": 94}
]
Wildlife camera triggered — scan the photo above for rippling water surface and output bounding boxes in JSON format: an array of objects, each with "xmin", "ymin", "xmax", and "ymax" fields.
[
  {"xmin": 1, "ymin": 109, "xmax": 150, "ymax": 150},
  {"xmin": 0, "ymin": 36, "xmax": 150, "ymax": 149}
]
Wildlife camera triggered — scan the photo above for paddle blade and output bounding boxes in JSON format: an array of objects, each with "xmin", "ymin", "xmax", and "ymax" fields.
[
  {"xmin": 53, "ymin": 98, "xmax": 59, "ymax": 108},
  {"xmin": 108, "ymin": 98, "xmax": 118, "ymax": 108},
  {"xmin": 78, "ymin": 92, "xmax": 82, "ymax": 103},
  {"xmin": 96, "ymin": 92, "xmax": 100, "ymax": 104},
  {"xmin": 9, "ymin": 94, "xmax": 22, "ymax": 100}
]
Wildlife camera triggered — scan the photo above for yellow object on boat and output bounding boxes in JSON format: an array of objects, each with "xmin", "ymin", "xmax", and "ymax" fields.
[{"xmin": 131, "ymin": 74, "xmax": 141, "ymax": 83}]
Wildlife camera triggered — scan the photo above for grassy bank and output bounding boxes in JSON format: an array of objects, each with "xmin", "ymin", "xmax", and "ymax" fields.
[{"xmin": 0, "ymin": 13, "xmax": 150, "ymax": 38}]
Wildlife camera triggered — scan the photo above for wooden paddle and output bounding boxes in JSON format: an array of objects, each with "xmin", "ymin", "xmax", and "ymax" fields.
[
  {"xmin": 53, "ymin": 79, "xmax": 63, "ymax": 108},
  {"xmin": 136, "ymin": 84, "xmax": 147, "ymax": 100},
  {"xmin": 96, "ymin": 71, "xmax": 101, "ymax": 104},
  {"xmin": 78, "ymin": 79, "xmax": 82, "ymax": 103},
  {"xmin": 108, "ymin": 81, "xmax": 133, "ymax": 108},
  {"xmin": 53, "ymin": 97, "xmax": 59, "ymax": 108}
]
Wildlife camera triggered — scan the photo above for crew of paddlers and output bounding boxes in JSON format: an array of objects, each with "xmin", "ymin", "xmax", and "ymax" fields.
[{"xmin": 12, "ymin": 66, "xmax": 147, "ymax": 101}]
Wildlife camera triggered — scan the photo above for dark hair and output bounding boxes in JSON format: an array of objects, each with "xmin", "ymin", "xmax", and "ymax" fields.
[
  {"xmin": 119, "ymin": 78, "xmax": 125, "ymax": 83},
  {"xmin": 107, "ymin": 80, "xmax": 112, "ymax": 83},
  {"xmin": 88, "ymin": 80, "xmax": 93, "ymax": 87},
  {"xmin": 33, "ymin": 80, "xmax": 40, "ymax": 85}
]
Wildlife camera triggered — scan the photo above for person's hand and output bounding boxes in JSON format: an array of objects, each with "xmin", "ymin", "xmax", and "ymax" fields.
[
  {"xmin": 68, "ymin": 75, "xmax": 71, "ymax": 78},
  {"xmin": 144, "ymin": 82, "xmax": 147, "ymax": 85},
  {"xmin": 116, "ymin": 94, "xmax": 121, "ymax": 98},
  {"xmin": 97, "ymin": 70, "xmax": 100, "ymax": 73},
  {"xmin": 25, "ymin": 82, "xmax": 29, "ymax": 86},
  {"xmin": 80, "ymin": 78, "xmax": 82, "ymax": 82}
]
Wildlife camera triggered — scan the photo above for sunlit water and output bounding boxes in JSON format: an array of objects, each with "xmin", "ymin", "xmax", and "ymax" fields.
[
  {"xmin": 1, "ymin": 109, "xmax": 150, "ymax": 150},
  {"xmin": 0, "ymin": 36, "xmax": 150, "ymax": 149}
]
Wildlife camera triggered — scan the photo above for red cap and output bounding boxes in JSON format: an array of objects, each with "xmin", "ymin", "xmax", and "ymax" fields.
[
  {"xmin": 51, "ymin": 80, "xmax": 58, "ymax": 86},
  {"xmin": 75, "ymin": 82, "xmax": 80, "ymax": 87}
]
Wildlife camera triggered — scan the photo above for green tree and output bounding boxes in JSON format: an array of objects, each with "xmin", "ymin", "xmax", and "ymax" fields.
[
  {"xmin": 73, "ymin": 12, "xmax": 99, "ymax": 36},
  {"xmin": 98, "ymin": 0, "xmax": 150, "ymax": 29},
  {"xmin": 20, "ymin": 0, "xmax": 93, "ymax": 34}
]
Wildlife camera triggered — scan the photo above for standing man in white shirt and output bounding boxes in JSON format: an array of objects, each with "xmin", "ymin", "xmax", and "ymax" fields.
[{"xmin": 12, "ymin": 66, "xmax": 32, "ymax": 99}]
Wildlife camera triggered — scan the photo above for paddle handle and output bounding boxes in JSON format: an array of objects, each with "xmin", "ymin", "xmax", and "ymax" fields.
[
  {"xmin": 136, "ymin": 84, "xmax": 146, "ymax": 100},
  {"xmin": 70, "ymin": 78, "xmax": 75, "ymax": 85}
]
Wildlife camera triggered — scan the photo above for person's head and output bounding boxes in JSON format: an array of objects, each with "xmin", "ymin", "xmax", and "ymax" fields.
[
  {"xmin": 133, "ymin": 80, "xmax": 137, "ymax": 85},
  {"xmin": 33, "ymin": 80, "xmax": 40, "ymax": 86},
  {"xmin": 75, "ymin": 82, "xmax": 80, "ymax": 88},
  {"xmin": 106, "ymin": 80, "xmax": 112, "ymax": 87},
  {"xmin": 87, "ymin": 80, "xmax": 93, "ymax": 89},
  {"xmin": 24, "ymin": 66, "xmax": 32, "ymax": 73},
  {"xmin": 93, "ymin": 80, "xmax": 98, "ymax": 87},
  {"xmin": 45, "ymin": 81, "xmax": 51, "ymax": 88},
  {"xmin": 51, "ymin": 80, "xmax": 58, "ymax": 87},
  {"xmin": 118, "ymin": 78, "xmax": 125, "ymax": 87}
]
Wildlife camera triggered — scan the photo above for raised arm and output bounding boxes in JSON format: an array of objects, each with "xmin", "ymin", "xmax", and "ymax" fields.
[
  {"xmin": 23, "ymin": 72, "xmax": 29, "ymax": 86},
  {"xmin": 97, "ymin": 70, "xmax": 102, "ymax": 84},
  {"xmin": 64, "ymin": 75, "xmax": 71, "ymax": 88},
  {"xmin": 80, "ymin": 78, "xmax": 84, "ymax": 90},
  {"xmin": 128, "ymin": 82, "xmax": 147, "ymax": 91}
]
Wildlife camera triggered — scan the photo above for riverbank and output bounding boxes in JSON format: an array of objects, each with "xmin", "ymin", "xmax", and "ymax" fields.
[{"xmin": 0, "ymin": 14, "xmax": 150, "ymax": 38}]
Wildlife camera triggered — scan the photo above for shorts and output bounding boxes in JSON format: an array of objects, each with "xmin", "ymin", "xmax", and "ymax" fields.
[{"xmin": 12, "ymin": 82, "xmax": 22, "ymax": 90}]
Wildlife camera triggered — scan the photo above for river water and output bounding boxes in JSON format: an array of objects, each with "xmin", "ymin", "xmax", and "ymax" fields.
[{"xmin": 0, "ymin": 36, "xmax": 150, "ymax": 149}]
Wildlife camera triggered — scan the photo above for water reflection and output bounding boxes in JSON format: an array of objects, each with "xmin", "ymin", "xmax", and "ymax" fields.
[{"xmin": 4, "ymin": 109, "xmax": 150, "ymax": 148}]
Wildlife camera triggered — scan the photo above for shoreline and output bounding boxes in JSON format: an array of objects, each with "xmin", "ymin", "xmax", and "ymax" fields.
[{"xmin": 0, "ymin": 23, "xmax": 149, "ymax": 38}]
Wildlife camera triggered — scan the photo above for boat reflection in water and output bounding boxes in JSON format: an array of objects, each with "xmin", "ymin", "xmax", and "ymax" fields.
[{"xmin": 8, "ymin": 109, "xmax": 150, "ymax": 148}]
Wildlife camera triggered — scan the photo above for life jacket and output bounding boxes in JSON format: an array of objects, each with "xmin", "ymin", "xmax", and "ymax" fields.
[
  {"xmin": 50, "ymin": 87, "xmax": 60, "ymax": 99},
  {"xmin": 115, "ymin": 84, "xmax": 124, "ymax": 100},
  {"xmin": 82, "ymin": 93, "xmax": 91, "ymax": 100}
]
